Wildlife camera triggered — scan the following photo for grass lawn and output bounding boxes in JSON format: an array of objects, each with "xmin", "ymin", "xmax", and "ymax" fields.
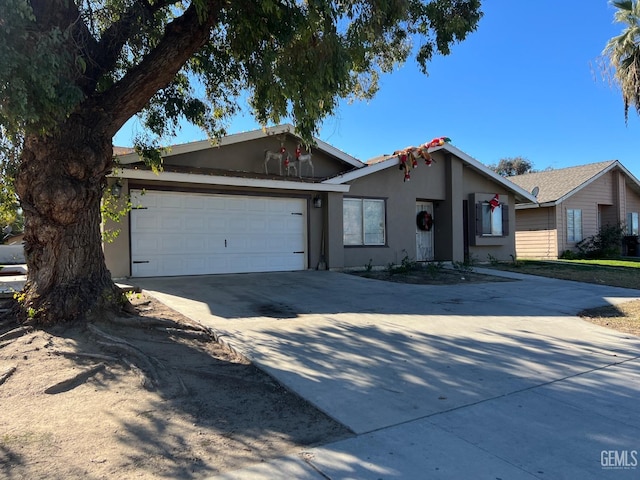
[
  {"xmin": 487, "ymin": 259, "xmax": 640, "ymax": 337},
  {"xmin": 488, "ymin": 259, "xmax": 640, "ymax": 290}
]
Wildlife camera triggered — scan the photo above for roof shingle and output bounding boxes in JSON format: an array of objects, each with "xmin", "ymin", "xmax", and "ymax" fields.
[{"xmin": 508, "ymin": 161, "xmax": 617, "ymax": 204}]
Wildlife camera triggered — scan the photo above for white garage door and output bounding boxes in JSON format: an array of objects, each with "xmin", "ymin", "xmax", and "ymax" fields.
[{"xmin": 130, "ymin": 190, "xmax": 307, "ymax": 277}]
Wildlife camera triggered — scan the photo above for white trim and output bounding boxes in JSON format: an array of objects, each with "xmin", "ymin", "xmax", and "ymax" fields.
[
  {"xmin": 115, "ymin": 124, "xmax": 364, "ymax": 169},
  {"xmin": 323, "ymin": 155, "xmax": 402, "ymax": 184},
  {"xmin": 443, "ymin": 144, "xmax": 536, "ymax": 203},
  {"xmin": 112, "ymin": 168, "xmax": 351, "ymax": 192},
  {"xmin": 324, "ymin": 143, "xmax": 538, "ymax": 204},
  {"xmin": 552, "ymin": 160, "xmax": 640, "ymax": 207},
  {"xmin": 515, "ymin": 160, "xmax": 640, "ymax": 209}
]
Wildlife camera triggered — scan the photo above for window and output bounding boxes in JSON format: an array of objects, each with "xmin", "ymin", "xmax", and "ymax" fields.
[
  {"xmin": 628, "ymin": 212, "xmax": 639, "ymax": 235},
  {"xmin": 476, "ymin": 202, "xmax": 508, "ymax": 236},
  {"xmin": 343, "ymin": 198, "xmax": 385, "ymax": 246},
  {"xmin": 482, "ymin": 203, "xmax": 503, "ymax": 236},
  {"xmin": 567, "ymin": 209, "xmax": 582, "ymax": 242}
]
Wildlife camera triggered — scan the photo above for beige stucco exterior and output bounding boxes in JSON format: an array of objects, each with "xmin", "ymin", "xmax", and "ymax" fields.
[{"xmin": 103, "ymin": 127, "xmax": 534, "ymax": 278}]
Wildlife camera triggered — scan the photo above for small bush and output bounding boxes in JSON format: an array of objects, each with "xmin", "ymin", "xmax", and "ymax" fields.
[
  {"xmin": 388, "ymin": 250, "xmax": 416, "ymax": 275},
  {"xmin": 487, "ymin": 254, "xmax": 500, "ymax": 266},
  {"xmin": 559, "ymin": 249, "xmax": 579, "ymax": 260},
  {"xmin": 577, "ymin": 224, "xmax": 625, "ymax": 259},
  {"xmin": 425, "ymin": 261, "xmax": 445, "ymax": 278},
  {"xmin": 452, "ymin": 260, "xmax": 474, "ymax": 274}
]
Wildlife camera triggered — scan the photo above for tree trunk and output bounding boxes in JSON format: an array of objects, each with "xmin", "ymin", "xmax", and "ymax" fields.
[{"xmin": 14, "ymin": 121, "xmax": 122, "ymax": 326}]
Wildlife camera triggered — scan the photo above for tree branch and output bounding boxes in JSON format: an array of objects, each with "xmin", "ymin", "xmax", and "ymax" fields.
[
  {"xmin": 93, "ymin": 2, "xmax": 222, "ymax": 137},
  {"xmin": 90, "ymin": 0, "xmax": 177, "ymax": 81},
  {"xmin": 30, "ymin": 0, "xmax": 100, "ymax": 79}
]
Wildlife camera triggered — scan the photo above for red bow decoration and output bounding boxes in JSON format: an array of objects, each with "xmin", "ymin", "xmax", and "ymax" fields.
[{"xmin": 489, "ymin": 194, "xmax": 500, "ymax": 212}]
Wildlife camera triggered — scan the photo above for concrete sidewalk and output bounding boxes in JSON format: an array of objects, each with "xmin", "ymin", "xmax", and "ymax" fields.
[{"xmin": 134, "ymin": 270, "xmax": 640, "ymax": 479}]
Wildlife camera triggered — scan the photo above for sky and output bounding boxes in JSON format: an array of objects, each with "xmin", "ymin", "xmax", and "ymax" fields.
[{"xmin": 114, "ymin": 1, "xmax": 640, "ymax": 177}]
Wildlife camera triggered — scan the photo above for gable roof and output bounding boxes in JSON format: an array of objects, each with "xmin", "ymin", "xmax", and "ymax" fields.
[
  {"xmin": 115, "ymin": 124, "xmax": 364, "ymax": 170},
  {"xmin": 322, "ymin": 143, "xmax": 538, "ymax": 204},
  {"xmin": 508, "ymin": 160, "xmax": 640, "ymax": 207}
]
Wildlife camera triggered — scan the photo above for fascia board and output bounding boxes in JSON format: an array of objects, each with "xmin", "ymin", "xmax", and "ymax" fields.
[
  {"xmin": 111, "ymin": 168, "xmax": 351, "ymax": 193},
  {"xmin": 115, "ymin": 123, "xmax": 364, "ymax": 169}
]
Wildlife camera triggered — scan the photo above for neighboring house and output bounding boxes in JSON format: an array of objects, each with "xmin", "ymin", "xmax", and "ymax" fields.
[
  {"xmin": 508, "ymin": 161, "xmax": 640, "ymax": 259},
  {"xmin": 103, "ymin": 125, "xmax": 535, "ymax": 278}
]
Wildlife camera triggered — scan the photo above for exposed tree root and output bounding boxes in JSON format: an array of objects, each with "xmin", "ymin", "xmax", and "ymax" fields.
[
  {"xmin": 51, "ymin": 350, "xmax": 119, "ymax": 363},
  {"xmin": 106, "ymin": 313, "xmax": 211, "ymax": 338},
  {"xmin": 0, "ymin": 366, "xmax": 17, "ymax": 386},
  {"xmin": 0, "ymin": 325, "xmax": 33, "ymax": 342},
  {"xmin": 44, "ymin": 363, "xmax": 106, "ymax": 394},
  {"xmin": 156, "ymin": 327, "xmax": 212, "ymax": 341},
  {"xmin": 121, "ymin": 357, "xmax": 153, "ymax": 390},
  {"xmin": 175, "ymin": 372, "xmax": 189, "ymax": 396},
  {"xmin": 87, "ymin": 324, "xmax": 160, "ymax": 389}
]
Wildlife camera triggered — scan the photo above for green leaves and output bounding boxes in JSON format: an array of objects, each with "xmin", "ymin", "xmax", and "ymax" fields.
[
  {"xmin": 1, "ymin": 1, "xmax": 483, "ymax": 150},
  {"xmin": 0, "ymin": 0, "xmax": 85, "ymax": 137},
  {"xmin": 603, "ymin": 0, "xmax": 640, "ymax": 122}
]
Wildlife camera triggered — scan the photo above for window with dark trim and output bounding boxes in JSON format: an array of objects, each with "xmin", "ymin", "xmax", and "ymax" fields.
[
  {"xmin": 475, "ymin": 202, "xmax": 509, "ymax": 237},
  {"xmin": 343, "ymin": 198, "xmax": 386, "ymax": 246}
]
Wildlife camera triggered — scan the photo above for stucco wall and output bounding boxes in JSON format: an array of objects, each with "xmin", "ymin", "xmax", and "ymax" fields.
[
  {"xmin": 462, "ymin": 168, "xmax": 515, "ymax": 262},
  {"xmin": 341, "ymin": 152, "xmax": 518, "ymax": 268},
  {"xmin": 343, "ymin": 151, "xmax": 448, "ymax": 269},
  {"xmin": 164, "ymin": 135, "xmax": 349, "ymax": 179}
]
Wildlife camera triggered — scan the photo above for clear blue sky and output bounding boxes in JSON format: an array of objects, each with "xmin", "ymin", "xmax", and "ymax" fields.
[{"xmin": 114, "ymin": 1, "xmax": 640, "ymax": 176}]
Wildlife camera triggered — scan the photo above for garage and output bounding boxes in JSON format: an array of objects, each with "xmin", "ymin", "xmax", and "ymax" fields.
[{"xmin": 129, "ymin": 190, "xmax": 307, "ymax": 277}]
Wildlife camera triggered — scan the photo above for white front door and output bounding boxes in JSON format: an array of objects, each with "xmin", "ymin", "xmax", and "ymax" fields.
[
  {"xmin": 130, "ymin": 190, "xmax": 307, "ymax": 277},
  {"xmin": 416, "ymin": 201, "xmax": 434, "ymax": 261}
]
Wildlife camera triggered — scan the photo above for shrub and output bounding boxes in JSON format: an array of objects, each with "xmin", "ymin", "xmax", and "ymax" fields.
[
  {"xmin": 576, "ymin": 223, "xmax": 625, "ymax": 258},
  {"xmin": 559, "ymin": 249, "xmax": 579, "ymax": 260}
]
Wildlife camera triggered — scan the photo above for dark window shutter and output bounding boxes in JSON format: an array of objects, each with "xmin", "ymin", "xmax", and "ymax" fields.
[
  {"xmin": 502, "ymin": 204, "xmax": 509, "ymax": 236},
  {"xmin": 475, "ymin": 202, "xmax": 483, "ymax": 235}
]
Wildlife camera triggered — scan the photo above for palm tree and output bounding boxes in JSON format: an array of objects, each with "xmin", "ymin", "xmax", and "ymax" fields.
[{"xmin": 603, "ymin": 0, "xmax": 640, "ymax": 123}]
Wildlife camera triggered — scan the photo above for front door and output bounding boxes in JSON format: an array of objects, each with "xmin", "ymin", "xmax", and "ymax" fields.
[{"xmin": 416, "ymin": 201, "xmax": 434, "ymax": 261}]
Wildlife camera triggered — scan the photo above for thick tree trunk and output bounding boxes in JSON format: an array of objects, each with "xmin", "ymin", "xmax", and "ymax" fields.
[{"xmin": 15, "ymin": 121, "xmax": 122, "ymax": 326}]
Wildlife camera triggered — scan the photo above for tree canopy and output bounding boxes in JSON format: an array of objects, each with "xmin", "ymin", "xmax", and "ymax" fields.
[
  {"xmin": 602, "ymin": 0, "xmax": 640, "ymax": 122},
  {"xmin": 1, "ymin": 0, "xmax": 483, "ymax": 148},
  {"xmin": 0, "ymin": 0, "xmax": 483, "ymax": 325},
  {"xmin": 487, "ymin": 156, "xmax": 534, "ymax": 177}
]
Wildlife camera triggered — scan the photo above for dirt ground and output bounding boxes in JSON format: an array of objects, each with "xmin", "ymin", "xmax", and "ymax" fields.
[
  {"xmin": 0, "ymin": 294, "xmax": 350, "ymax": 480},
  {"xmin": 578, "ymin": 300, "xmax": 640, "ymax": 337},
  {"xmin": 1, "ymin": 269, "xmax": 637, "ymax": 480},
  {"xmin": 346, "ymin": 265, "xmax": 515, "ymax": 285}
]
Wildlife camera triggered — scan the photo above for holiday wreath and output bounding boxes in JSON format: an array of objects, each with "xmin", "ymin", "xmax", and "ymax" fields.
[{"xmin": 416, "ymin": 211, "xmax": 433, "ymax": 231}]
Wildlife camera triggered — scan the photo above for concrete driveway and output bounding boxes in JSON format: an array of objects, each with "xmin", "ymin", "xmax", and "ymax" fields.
[{"xmin": 135, "ymin": 269, "xmax": 640, "ymax": 479}]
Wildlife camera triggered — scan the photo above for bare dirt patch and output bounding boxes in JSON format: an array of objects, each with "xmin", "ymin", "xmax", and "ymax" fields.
[
  {"xmin": 579, "ymin": 300, "xmax": 640, "ymax": 338},
  {"xmin": 0, "ymin": 294, "xmax": 350, "ymax": 480}
]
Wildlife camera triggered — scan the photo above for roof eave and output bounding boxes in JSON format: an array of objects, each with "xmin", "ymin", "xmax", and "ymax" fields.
[
  {"xmin": 325, "ymin": 143, "xmax": 538, "ymax": 203},
  {"xmin": 444, "ymin": 144, "xmax": 537, "ymax": 203},
  {"xmin": 111, "ymin": 167, "xmax": 351, "ymax": 193},
  {"xmin": 114, "ymin": 124, "xmax": 365, "ymax": 169}
]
